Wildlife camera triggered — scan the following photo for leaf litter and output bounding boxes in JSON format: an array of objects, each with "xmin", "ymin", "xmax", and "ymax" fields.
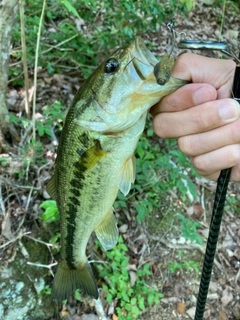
[{"xmin": 1, "ymin": 1, "xmax": 240, "ymax": 320}]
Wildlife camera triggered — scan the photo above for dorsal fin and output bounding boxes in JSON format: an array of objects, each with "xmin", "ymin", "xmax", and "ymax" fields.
[{"xmin": 46, "ymin": 174, "xmax": 56, "ymax": 200}]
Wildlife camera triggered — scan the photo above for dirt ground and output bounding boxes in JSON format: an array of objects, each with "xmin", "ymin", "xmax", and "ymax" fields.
[{"xmin": 1, "ymin": 1, "xmax": 240, "ymax": 320}]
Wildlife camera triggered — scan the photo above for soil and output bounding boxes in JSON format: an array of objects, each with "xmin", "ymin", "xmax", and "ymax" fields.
[{"xmin": 0, "ymin": 1, "xmax": 240, "ymax": 320}]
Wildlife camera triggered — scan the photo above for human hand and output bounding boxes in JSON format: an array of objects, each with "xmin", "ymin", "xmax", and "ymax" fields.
[{"xmin": 151, "ymin": 53, "xmax": 240, "ymax": 181}]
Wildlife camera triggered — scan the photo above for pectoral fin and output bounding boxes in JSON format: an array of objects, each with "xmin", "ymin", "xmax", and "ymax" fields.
[
  {"xmin": 95, "ymin": 209, "xmax": 118, "ymax": 251},
  {"xmin": 46, "ymin": 174, "xmax": 56, "ymax": 200},
  {"xmin": 118, "ymin": 155, "xmax": 136, "ymax": 196}
]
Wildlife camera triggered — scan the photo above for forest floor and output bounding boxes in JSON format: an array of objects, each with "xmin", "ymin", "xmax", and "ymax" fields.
[{"xmin": 1, "ymin": 2, "xmax": 240, "ymax": 320}]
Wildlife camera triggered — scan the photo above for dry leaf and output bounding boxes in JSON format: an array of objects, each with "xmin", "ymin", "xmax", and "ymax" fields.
[
  {"xmin": 177, "ymin": 302, "xmax": 186, "ymax": 315},
  {"xmin": 112, "ymin": 314, "xmax": 118, "ymax": 320},
  {"xmin": 186, "ymin": 306, "xmax": 196, "ymax": 319},
  {"xmin": 221, "ymin": 287, "xmax": 233, "ymax": 306},
  {"xmin": 193, "ymin": 202, "xmax": 204, "ymax": 219},
  {"xmin": 219, "ymin": 310, "xmax": 228, "ymax": 320},
  {"xmin": 129, "ymin": 270, "xmax": 137, "ymax": 287}
]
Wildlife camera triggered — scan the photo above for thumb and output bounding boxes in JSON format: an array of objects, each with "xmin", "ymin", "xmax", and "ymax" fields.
[{"xmin": 172, "ymin": 53, "xmax": 235, "ymax": 98}]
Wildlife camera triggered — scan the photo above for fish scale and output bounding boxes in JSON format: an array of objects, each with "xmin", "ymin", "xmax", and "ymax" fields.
[{"xmin": 48, "ymin": 37, "xmax": 188, "ymax": 301}]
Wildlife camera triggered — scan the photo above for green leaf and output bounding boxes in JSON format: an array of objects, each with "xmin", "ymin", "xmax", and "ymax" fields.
[
  {"xmin": 139, "ymin": 297, "xmax": 145, "ymax": 310},
  {"xmin": 42, "ymin": 206, "xmax": 59, "ymax": 222},
  {"xmin": 39, "ymin": 200, "xmax": 57, "ymax": 209},
  {"xmin": 44, "ymin": 126, "xmax": 52, "ymax": 137},
  {"xmin": 74, "ymin": 290, "xmax": 81, "ymax": 301},
  {"xmin": 62, "ymin": 0, "xmax": 80, "ymax": 18},
  {"xmin": 37, "ymin": 123, "xmax": 45, "ymax": 137},
  {"xmin": 49, "ymin": 232, "xmax": 60, "ymax": 244},
  {"xmin": 147, "ymin": 293, "xmax": 155, "ymax": 305}
]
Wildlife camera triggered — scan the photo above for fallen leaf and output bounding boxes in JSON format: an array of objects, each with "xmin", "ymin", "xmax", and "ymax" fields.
[
  {"xmin": 221, "ymin": 287, "xmax": 233, "ymax": 306},
  {"xmin": 186, "ymin": 306, "xmax": 196, "ymax": 319},
  {"xmin": 129, "ymin": 270, "xmax": 137, "ymax": 287},
  {"xmin": 193, "ymin": 202, "xmax": 204, "ymax": 219},
  {"xmin": 177, "ymin": 302, "xmax": 186, "ymax": 315},
  {"xmin": 219, "ymin": 310, "xmax": 228, "ymax": 320}
]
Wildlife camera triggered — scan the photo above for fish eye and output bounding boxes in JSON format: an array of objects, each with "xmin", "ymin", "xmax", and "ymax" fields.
[{"xmin": 104, "ymin": 59, "xmax": 120, "ymax": 74}]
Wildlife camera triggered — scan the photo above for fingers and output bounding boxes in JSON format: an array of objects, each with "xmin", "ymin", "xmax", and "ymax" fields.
[
  {"xmin": 189, "ymin": 144, "xmax": 240, "ymax": 182},
  {"xmin": 151, "ymin": 83, "xmax": 217, "ymax": 115},
  {"xmin": 153, "ymin": 98, "xmax": 240, "ymax": 139},
  {"xmin": 171, "ymin": 53, "xmax": 236, "ymax": 98},
  {"xmin": 178, "ymin": 118, "xmax": 240, "ymax": 156}
]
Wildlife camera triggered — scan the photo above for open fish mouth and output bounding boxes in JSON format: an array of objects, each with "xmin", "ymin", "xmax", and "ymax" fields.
[{"xmin": 126, "ymin": 37, "xmax": 158, "ymax": 81}]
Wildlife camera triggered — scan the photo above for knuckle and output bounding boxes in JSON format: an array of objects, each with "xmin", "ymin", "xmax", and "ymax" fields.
[
  {"xmin": 191, "ymin": 156, "xmax": 206, "ymax": 175},
  {"xmin": 229, "ymin": 120, "xmax": 240, "ymax": 143},
  {"xmin": 231, "ymin": 145, "xmax": 240, "ymax": 164},
  {"xmin": 194, "ymin": 111, "xmax": 212, "ymax": 130},
  {"xmin": 178, "ymin": 136, "xmax": 194, "ymax": 156},
  {"xmin": 176, "ymin": 53, "xmax": 190, "ymax": 66}
]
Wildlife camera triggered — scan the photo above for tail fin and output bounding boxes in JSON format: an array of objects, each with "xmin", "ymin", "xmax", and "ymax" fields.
[{"xmin": 52, "ymin": 261, "xmax": 98, "ymax": 301}]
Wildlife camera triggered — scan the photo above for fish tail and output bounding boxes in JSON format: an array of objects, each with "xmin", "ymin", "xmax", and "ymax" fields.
[{"xmin": 52, "ymin": 261, "xmax": 98, "ymax": 301}]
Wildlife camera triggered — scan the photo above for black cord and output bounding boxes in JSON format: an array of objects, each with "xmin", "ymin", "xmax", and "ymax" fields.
[
  {"xmin": 194, "ymin": 64, "xmax": 240, "ymax": 319},
  {"xmin": 194, "ymin": 168, "xmax": 231, "ymax": 319}
]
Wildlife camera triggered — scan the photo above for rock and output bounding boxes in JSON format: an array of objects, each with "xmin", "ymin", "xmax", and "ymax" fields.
[
  {"xmin": 81, "ymin": 314, "xmax": 99, "ymax": 320},
  {"xmin": 0, "ymin": 241, "xmax": 55, "ymax": 320}
]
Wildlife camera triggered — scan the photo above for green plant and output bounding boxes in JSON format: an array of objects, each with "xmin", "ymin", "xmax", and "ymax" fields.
[
  {"xmin": 178, "ymin": 214, "xmax": 202, "ymax": 245},
  {"xmin": 180, "ymin": 0, "xmax": 195, "ymax": 10},
  {"xmin": 0, "ymin": 155, "xmax": 10, "ymax": 167},
  {"xmin": 40, "ymin": 200, "xmax": 60, "ymax": 222},
  {"xmin": 98, "ymin": 236, "xmax": 163, "ymax": 320},
  {"xmin": 20, "ymin": 138, "xmax": 46, "ymax": 166},
  {"xmin": 10, "ymin": 0, "xmax": 192, "ymax": 84},
  {"xmin": 36, "ymin": 100, "xmax": 66, "ymax": 137},
  {"xmin": 168, "ymin": 259, "xmax": 199, "ymax": 274},
  {"xmin": 225, "ymin": 194, "xmax": 240, "ymax": 214},
  {"xmin": 114, "ymin": 122, "xmax": 199, "ymax": 222},
  {"xmin": 40, "ymin": 285, "xmax": 52, "ymax": 295}
]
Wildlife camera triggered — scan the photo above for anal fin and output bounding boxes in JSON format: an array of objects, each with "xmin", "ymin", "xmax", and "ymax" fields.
[{"xmin": 95, "ymin": 209, "xmax": 118, "ymax": 251}]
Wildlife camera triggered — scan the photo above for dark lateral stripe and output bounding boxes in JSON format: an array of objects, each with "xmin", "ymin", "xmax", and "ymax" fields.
[{"xmin": 65, "ymin": 134, "xmax": 90, "ymax": 270}]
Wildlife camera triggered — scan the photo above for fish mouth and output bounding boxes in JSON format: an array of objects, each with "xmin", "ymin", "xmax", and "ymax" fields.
[
  {"xmin": 128, "ymin": 37, "xmax": 158, "ymax": 80},
  {"xmin": 134, "ymin": 37, "xmax": 158, "ymax": 67}
]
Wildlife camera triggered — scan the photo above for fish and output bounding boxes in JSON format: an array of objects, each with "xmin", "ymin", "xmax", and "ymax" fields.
[{"xmin": 47, "ymin": 37, "xmax": 187, "ymax": 302}]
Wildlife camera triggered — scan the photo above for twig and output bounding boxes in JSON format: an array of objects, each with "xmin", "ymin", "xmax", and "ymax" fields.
[
  {"xmin": 32, "ymin": 0, "xmax": 46, "ymax": 140},
  {"xmin": 42, "ymin": 34, "xmax": 79, "ymax": 54},
  {"xmin": 0, "ymin": 179, "xmax": 6, "ymax": 216},
  {"xmin": 0, "ymin": 231, "xmax": 31, "ymax": 249},
  {"xmin": 19, "ymin": 122, "xmax": 33, "ymax": 147},
  {"xmin": 27, "ymin": 261, "xmax": 57, "ymax": 268},
  {"xmin": 24, "ymin": 234, "xmax": 53, "ymax": 247},
  {"xmin": 19, "ymin": 0, "xmax": 30, "ymax": 119},
  {"xmin": 27, "ymin": 261, "xmax": 57, "ymax": 277},
  {"xmin": 94, "ymin": 296, "xmax": 110, "ymax": 320}
]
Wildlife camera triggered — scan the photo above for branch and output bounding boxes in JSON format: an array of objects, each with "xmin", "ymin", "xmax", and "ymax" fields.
[
  {"xmin": 32, "ymin": 0, "xmax": 46, "ymax": 140},
  {"xmin": 19, "ymin": 0, "xmax": 30, "ymax": 118},
  {"xmin": 94, "ymin": 296, "xmax": 110, "ymax": 320}
]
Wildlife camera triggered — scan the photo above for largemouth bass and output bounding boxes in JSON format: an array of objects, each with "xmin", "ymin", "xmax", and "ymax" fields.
[{"xmin": 48, "ymin": 37, "xmax": 187, "ymax": 301}]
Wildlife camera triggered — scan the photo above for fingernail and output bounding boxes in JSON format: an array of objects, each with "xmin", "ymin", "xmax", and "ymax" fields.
[{"xmin": 219, "ymin": 100, "xmax": 240, "ymax": 121}]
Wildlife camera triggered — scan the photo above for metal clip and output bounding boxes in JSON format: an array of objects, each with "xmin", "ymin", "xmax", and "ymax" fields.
[{"xmin": 178, "ymin": 40, "xmax": 240, "ymax": 64}]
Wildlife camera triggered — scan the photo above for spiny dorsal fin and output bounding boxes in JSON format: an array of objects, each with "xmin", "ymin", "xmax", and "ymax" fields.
[{"xmin": 95, "ymin": 208, "xmax": 118, "ymax": 251}]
